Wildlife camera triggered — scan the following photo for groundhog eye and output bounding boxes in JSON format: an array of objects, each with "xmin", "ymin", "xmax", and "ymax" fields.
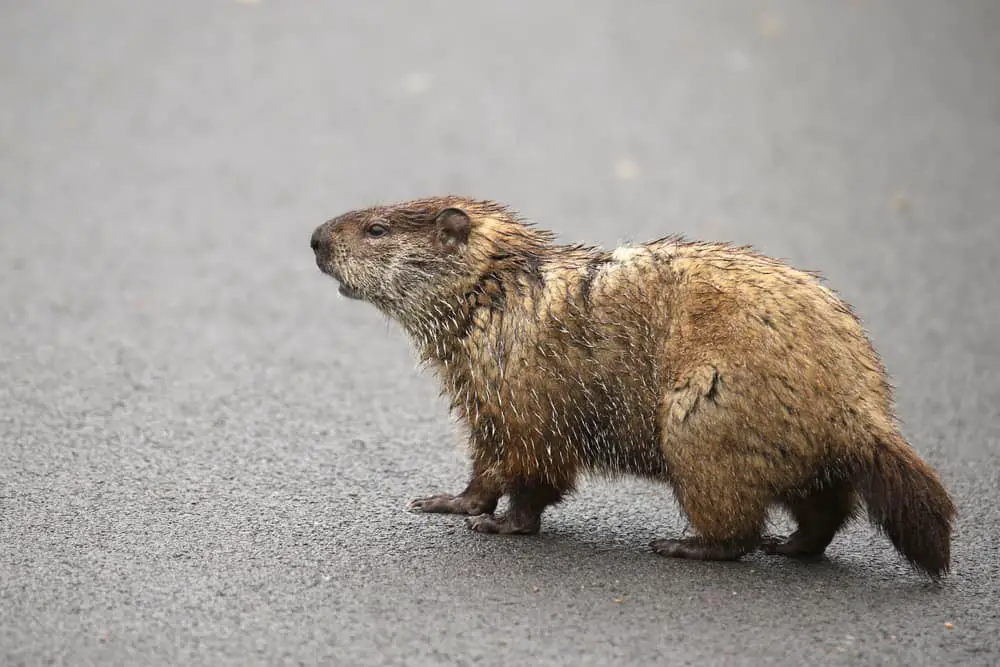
[{"xmin": 366, "ymin": 223, "xmax": 389, "ymax": 238}]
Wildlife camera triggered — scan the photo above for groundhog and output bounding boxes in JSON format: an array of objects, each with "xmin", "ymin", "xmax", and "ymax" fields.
[{"xmin": 310, "ymin": 196, "xmax": 955, "ymax": 579}]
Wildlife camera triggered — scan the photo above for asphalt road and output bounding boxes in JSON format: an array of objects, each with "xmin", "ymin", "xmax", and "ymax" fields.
[{"xmin": 2, "ymin": 1, "xmax": 999, "ymax": 665}]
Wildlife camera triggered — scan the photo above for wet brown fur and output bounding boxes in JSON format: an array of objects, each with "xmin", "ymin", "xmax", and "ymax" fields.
[{"xmin": 311, "ymin": 196, "xmax": 956, "ymax": 578}]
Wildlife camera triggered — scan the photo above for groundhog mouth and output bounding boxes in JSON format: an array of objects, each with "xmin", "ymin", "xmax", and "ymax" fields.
[
  {"xmin": 319, "ymin": 262, "xmax": 365, "ymax": 300},
  {"xmin": 337, "ymin": 282, "xmax": 365, "ymax": 300}
]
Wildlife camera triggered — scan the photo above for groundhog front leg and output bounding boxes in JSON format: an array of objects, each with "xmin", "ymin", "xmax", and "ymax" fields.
[
  {"xmin": 407, "ymin": 468, "xmax": 502, "ymax": 516},
  {"xmin": 465, "ymin": 479, "xmax": 564, "ymax": 535}
]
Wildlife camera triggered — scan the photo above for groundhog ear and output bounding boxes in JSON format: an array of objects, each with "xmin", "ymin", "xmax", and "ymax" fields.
[{"xmin": 434, "ymin": 208, "xmax": 471, "ymax": 249}]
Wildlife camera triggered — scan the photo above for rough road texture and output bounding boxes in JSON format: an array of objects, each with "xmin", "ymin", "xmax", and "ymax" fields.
[{"xmin": 2, "ymin": 1, "xmax": 998, "ymax": 666}]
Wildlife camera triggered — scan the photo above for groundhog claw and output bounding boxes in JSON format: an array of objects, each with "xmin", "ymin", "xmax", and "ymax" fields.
[
  {"xmin": 408, "ymin": 493, "xmax": 493, "ymax": 515},
  {"xmin": 465, "ymin": 515, "xmax": 539, "ymax": 535},
  {"xmin": 759, "ymin": 533, "xmax": 827, "ymax": 559},
  {"xmin": 407, "ymin": 494, "xmax": 457, "ymax": 513},
  {"xmin": 651, "ymin": 537, "xmax": 751, "ymax": 561},
  {"xmin": 759, "ymin": 534, "xmax": 789, "ymax": 555},
  {"xmin": 465, "ymin": 515, "xmax": 499, "ymax": 533}
]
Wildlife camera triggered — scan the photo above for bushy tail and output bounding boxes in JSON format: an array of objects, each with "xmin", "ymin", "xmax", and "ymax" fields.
[{"xmin": 853, "ymin": 431, "xmax": 956, "ymax": 579}]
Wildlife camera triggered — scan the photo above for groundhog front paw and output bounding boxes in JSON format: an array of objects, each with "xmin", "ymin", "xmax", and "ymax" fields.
[
  {"xmin": 407, "ymin": 493, "xmax": 490, "ymax": 515},
  {"xmin": 465, "ymin": 514, "xmax": 539, "ymax": 535}
]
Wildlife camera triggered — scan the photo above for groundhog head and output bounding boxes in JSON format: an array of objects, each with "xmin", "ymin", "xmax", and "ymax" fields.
[{"xmin": 311, "ymin": 198, "xmax": 476, "ymax": 316}]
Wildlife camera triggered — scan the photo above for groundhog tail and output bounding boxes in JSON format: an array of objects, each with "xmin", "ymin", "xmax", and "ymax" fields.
[{"xmin": 854, "ymin": 431, "xmax": 956, "ymax": 579}]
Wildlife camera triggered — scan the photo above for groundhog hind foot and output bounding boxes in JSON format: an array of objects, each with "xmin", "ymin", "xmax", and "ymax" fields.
[
  {"xmin": 759, "ymin": 532, "xmax": 828, "ymax": 559},
  {"xmin": 407, "ymin": 493, "xmax": 494, "ymax": 516},
  {"xmin": 651, "ymin": 536, "xmax": 755, "ymax": 561}
]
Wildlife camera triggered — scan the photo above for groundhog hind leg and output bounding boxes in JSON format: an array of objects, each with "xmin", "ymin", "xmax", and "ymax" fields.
[
  {"xmin": 653, "ymin": 368, "xmax": 767, "ymax": 561},
  {"xmin": 762, "ymin": 477, "xmax": 858, "ymax": 558},
  {"xmin": 651, "ymin": 476, "xmax": 768, "ymax": 561},
  {"xmin": 408, "ymin": 469, "xmax": 501, "ymax": 516},
  {"xmin": 466, "ymin": 478, "xmax": 567, "ymax": 535}
]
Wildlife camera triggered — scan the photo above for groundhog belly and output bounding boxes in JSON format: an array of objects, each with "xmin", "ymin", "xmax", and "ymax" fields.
[{"xmin": 475, "ymin": 308, "xmax": 667, "ymax": 481}]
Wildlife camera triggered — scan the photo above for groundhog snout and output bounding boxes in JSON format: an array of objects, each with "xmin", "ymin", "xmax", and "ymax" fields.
[
  {"xmin": 310, "ymin": 221, "xmax": 343, "ymax": 279},
  {"xmin": 310, "ymin": 222, "xmax": 332, "ymax": 256}
]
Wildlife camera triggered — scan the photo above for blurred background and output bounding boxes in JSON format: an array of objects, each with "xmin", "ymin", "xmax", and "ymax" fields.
[{"xmin": 2, "ymin": 1, "xmax": 998, "ymax": 665}]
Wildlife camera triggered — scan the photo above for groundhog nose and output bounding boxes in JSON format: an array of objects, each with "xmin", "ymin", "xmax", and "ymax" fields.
[{"xmin": 310, "ymin": 226, "xmax": 324, "ymax": 253}]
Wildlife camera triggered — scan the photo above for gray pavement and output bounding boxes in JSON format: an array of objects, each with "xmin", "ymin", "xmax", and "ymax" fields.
[{"xmin": 2, "ymin": 1, "xmax": 999, "ymax": 665}]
